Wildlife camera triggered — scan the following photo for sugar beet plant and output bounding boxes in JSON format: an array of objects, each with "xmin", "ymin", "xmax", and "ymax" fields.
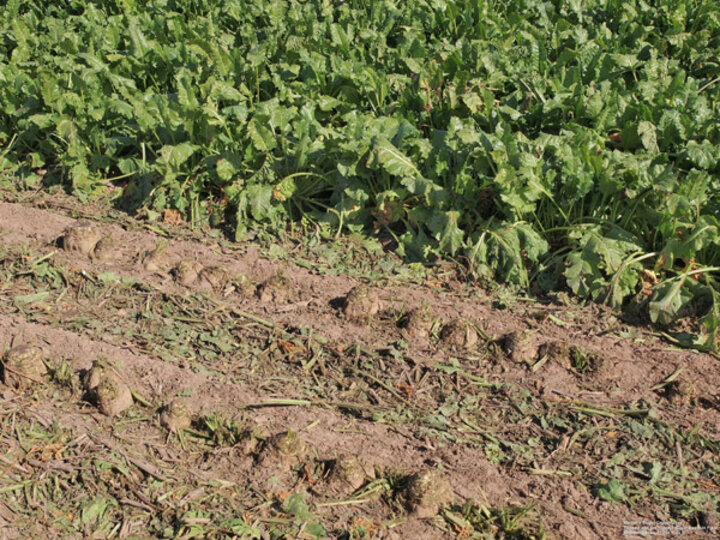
[{"xmin": 1, "ymin": 0, "xmax": 719, "ymax": 348}]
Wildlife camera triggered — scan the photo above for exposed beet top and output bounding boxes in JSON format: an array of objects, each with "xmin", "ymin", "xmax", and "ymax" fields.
[
  {"xmin": 84, "ymin": 359, "xmax": 133, "ymax": 417},
  {"xmin": 258, "ymin": 430, "xmax": 309, "ymax": 470},
  {"xmin": 143, "ymin": 245, "xmax": 173, "ymax": 273},
  {"xmin": 62, "ymin": 221, "xmax": 103, "ymax": 255},
  {"xmin": 342, "ymin": 285, "xmax": 380, "ymax": 323},
  {"xmin": 159, "ymin": 399, "xmax": 193, "ymax": 432},
  {"xmin": 257, "ymin": 272, "xmax": 296, "ymax": 304},
  {"xmin": 503, "ymin": 329, "xmax": 538, "ymax": 364},
  {"xmin": 439, "ymin": 318, "xmax": 479, "ymax": 348},
  {"xmin": 399, "ymin": 307, "xmax": 437, "ymax": 340},
  {"xmin": 2, "ymin": 343, "xmax": 47, "ymax": 390},
  {"xmin": 403, "ymin": 469, "xmax": 454, "ymax": 519},
  {"xmin": 173, "ymin": 260, "xmax": 204, "ymax": 287}
]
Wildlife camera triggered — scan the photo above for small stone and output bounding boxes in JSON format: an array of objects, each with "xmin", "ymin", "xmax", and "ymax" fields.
[{"xmin": 2, "ymin": 344, "xmax": 47, "ymax": 390}]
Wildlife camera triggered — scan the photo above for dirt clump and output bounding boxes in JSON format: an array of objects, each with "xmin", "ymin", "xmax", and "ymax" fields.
[
  {"xmin": 342, "ymin": 285, "xmax": 380, "ymax": 323},
  {"xmin": 399, "ymin": 308, "xmax": 437, "ymax": 340},
  {"xmin": 159, "ymin": 399, "xmax": 193, "ymax": 432},
  {"xmin": 439, "ymin": 319, "xmax": 478, "ymax": 348},
  {"xmin": 502, "ymin": 329, "xmax": 538, "ymax": 364},
  {"xmin": 173, "ymin": 260, "xmax": 204, "ymax": 287},
  {"xmin": 61, "ymin": 221, "xmax": 103, "ymax": 255},
  {"xmin": 403, "ymin": 469, "xmax": 454, "ymax": 518},
  {"xmin": 326, "ymin": 454, "xmax": 375, "ymax": 493},
  {"xmin": 84, "ymin": 359, "xmax": 133, "ymax": 417},
  {"xmin": 258, "ymin": 430, "xmax": 309, "ymax": 470},
  {"xmin": 90, "ymin": 234, "xmax": 120, "ymax": 261},
  {"xmin": 257, "ymin": 273, "xmax": 295, "ymax": 304},
  {"xmin": 2, "ymin": 343, "xmax": 48, "ymax": 389}
]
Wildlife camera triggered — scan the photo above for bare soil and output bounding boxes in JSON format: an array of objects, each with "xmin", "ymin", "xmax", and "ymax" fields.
[{"xmin": 0, "ymin": 192, "xmax": 719, "ymax": 539}]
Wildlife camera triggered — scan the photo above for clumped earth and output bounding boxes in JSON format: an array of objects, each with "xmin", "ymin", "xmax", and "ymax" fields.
[{"xmin": 0, "ymin": 195, "xmax": 719, "ymax": 539}]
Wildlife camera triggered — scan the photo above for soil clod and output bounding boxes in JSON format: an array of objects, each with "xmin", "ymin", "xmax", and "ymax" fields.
[{"xmin": 2, "ymin": 344, "xmax": 48, "ymax": 389}]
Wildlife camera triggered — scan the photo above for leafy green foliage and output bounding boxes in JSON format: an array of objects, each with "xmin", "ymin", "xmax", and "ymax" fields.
[{"xmin": 1, "ymin": 0, "xmax": 719, "ymax": 346}]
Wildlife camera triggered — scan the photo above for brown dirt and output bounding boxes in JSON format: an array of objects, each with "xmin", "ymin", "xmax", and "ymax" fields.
[{"xmin": 1, "ymin": 195, "xmax": 719, "ymax": 538}]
